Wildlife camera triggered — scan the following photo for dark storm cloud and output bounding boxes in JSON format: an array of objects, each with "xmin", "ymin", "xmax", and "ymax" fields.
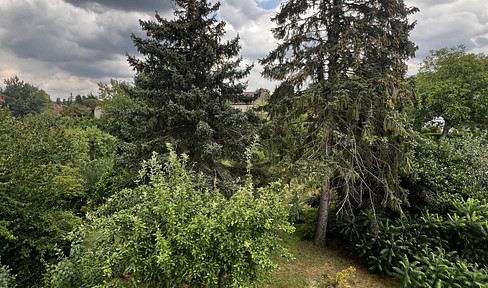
[
  {"xmin": 0, "ymin": 0, "xmax": 147, "ymax": 80},
  {"xmin": 58, "ymin": 58, "xmax": 131, "ymax": 79},
  {"xmin": 64, "ymin": 0, "xmax": 174, "ymax": 13}
]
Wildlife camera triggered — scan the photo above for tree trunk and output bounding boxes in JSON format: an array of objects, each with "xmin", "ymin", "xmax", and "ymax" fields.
[
  {"xmin": 218, "ymin": 268, "xmax": 226, "ymax": 288},
  {"xmin": 440, "ymin": 118, "xmax": 449, "ymax": 140},
  {"xmin": 314, "ymin": 132, "xmax": 333, "ymax": 248},
  {"xmin": 313, "ymin": 0, "xmax": 339, "ymax": 249},
  {"xmin": 314, "ymin": 182, "xmax": 331, "ymax": 248}
]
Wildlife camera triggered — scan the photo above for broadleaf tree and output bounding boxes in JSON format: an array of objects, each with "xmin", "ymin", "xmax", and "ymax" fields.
[
  {"xmin": 0, "ymin": 76, "xmax": 50, "ymax": 118},
  {"xmin": 0, "ymin": 110, "xmax": 87, "ymax": 286},
  {"xmin": 260, "ymin": 0, "xmax": 418, "ymax": 247},
  {"xmin": 415, "ymin": 45, "xmax": 488, "ymax": 139},
  {"xmin": 120, "ymin": 0, "xmax": 256, "ymax": 173}
]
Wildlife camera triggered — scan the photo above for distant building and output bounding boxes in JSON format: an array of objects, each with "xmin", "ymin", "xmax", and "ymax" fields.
[
  {"xmin": 424, "ymin": 116, "xmax": 444, "ymax": 129},
  {"xmin": 90, "ymin": 105, "xmax": 103, "ymax": 119},
  {"xmin": 230, "ymin": 91, "xmax": 266, "ymax": 111},
  {"xmin": 52, "ymin": 103, "xmax": 63, "ymax": 113},
  {"xmin": 0, "ymin": 96, "xmax": 5, "ymax": 104}
]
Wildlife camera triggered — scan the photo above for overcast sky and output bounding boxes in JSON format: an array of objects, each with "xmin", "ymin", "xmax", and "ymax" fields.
[{"xmin": 1, "ymin": 0, "xmax": 487, "ymax": 100}]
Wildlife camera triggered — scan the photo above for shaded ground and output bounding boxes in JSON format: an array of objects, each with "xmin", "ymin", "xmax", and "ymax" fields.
[{"xmin": 267, "ymin": 235, "xmax": 397, "ymax": 288}]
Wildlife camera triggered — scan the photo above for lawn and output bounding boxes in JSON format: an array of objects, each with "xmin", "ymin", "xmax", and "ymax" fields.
[{"xmin": 267, "ymin": 234, "xmax": 397, "ymax": 288}]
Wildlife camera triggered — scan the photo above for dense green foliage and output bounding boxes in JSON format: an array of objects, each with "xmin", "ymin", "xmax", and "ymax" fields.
[
  {"xmin": 118, "ymin": 0, "xmax": 257, "ymax": 172},
  {"xmin": 0, "ymin": 76, "xmax": 50, "ymax": 117},
  {"xmin": 415, "ymin": 46, "xmax": 488, "ymax": 138},
  {"xmin": 260, "ymin": 0, "xmax": 418, "ymax": 246},
  {"xmin": 0, "ymin": 258, "xmax": 16, "ymax": 288},
  {"xmin": 330, "ymin": 131, "xmax": 488, "ymax": 287},
  {"xmin": 59, "ymin": 103, "xmax": 91, "ymax": 118},
  {"xmin": 0, "ymin": 109, "xmax": 116, "ymax": 286},
  {"xmin": 49, "ymin": 150, "xmax": 293, "ymax": 288},
  {"xmin": 55, "ymin": 93, "xmax": 98, "ymax": 108},
  {"xmin": 405, "ymin": 133, "xmax": 488, "ymax": 212},
  {"xmin": 97, "ymin": 79, "xmax": 141, "ymax": 138},
  {"xmin": 0, "ymin": 109, "xmax": 85, "ymax": 286},
  {"xmin": 332, "ymin": 198, "xmax": 488, "ymax": 288}
]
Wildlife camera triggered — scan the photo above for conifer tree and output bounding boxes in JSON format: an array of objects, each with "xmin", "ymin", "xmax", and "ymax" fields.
[
  {"xmin": 261, "ymin": 0, "xmax": 418, "ymax": 247},
  {"xmin": 121, "ymin": 0, "xmax": 255, "ymax": 171}
]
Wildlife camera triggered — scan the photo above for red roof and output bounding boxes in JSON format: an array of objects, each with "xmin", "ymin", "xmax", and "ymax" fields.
[
  {"xmin": 52, "ymin": 103, "xmax": 63, "ymax": 112},
  {"xmin": 0, "ymin": 97, "xmax": 5, "ymax": 103}
]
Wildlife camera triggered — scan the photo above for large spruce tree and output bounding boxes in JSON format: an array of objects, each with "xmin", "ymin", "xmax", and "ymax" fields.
[
  {"xmin": 120, "ymin": 0, "xmax": 254, "ymax": 171},
  {"xmin": 261, "ymin": 0, "xmax": 418, "ymax": 247}
]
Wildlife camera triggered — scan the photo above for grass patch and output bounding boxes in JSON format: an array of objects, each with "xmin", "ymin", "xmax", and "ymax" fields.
[{"xmin": 267, "ymin": 234, "xmax": 396, "ymax": 288}]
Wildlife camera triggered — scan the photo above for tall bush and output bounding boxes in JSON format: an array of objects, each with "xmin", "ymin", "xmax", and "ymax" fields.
[{"xmin": 50, "ymin": 150, "xmax": 293, "ymax": 287}]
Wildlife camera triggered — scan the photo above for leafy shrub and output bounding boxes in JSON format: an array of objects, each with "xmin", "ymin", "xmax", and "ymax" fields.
[
  {"xmin": 341, "ymin": 199, "xmax": 488, "ymax": 287},
  {"xmin": 0, "ymin": 110, "xmax": 87, "ymax": 286},
  {"xmin": 440, "ymin": 199, "xmax": 488, "ymax": 265},
  {"xmin": 405, "ymin": 134, "xmax": 488, "ymax": 213},
  {"xmin": 49, "ymin": 150, "xmax": 294, "ymax": 287},
  {"xmin": 0, "ymin": 258, "xmax": 16, "ymax": 288},
  {"xmin": 420, "ymin": 125, "xmax": 441, "ymax": 136},
  {"xmin": 393, "ymin": 249, "xmax": 488, "ymax": 288},
  {"xmin": 293, "ymin": 208, "xmax": 318, "ymax": 241},
  {"xmin": 88, "ymin": 165, "xmax": 132, "ymax": 206}
]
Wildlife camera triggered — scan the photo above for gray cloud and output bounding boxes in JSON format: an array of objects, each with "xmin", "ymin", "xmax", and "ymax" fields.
[
  {"xmin": 64, "ymin": 0, "xmax": 173, "ymax": 13},
  {"xmin": 0, "ymin": 0, "xmax": 152, "ymax": 98},
  {"xmin": 408, "ymin": 0, "xmax": 458, "ymax": 9},
  {"xmin": 474, "ymin": 36, "xmax": 488, "ymax": 47},
  {"xmin": 404, "ymin": 0, "xmax": 488, "ymax": 73},
  {"xmin": 220, "ymin": 0, "xmax": 277, "ymax": 54},
  {"xmin": 0, "ymin": 1, "xmax": 138, "ymax": 63},
  {"xmin": 2, "ymin": 0, "xmax": 488, "ymax": 99},
  {"xmin": 218, "ymin": 0, "xmax": 279, "ymax": 91},
  {"xmin": 407, "ymin": 0, "xmax": 488, "ymax": 55}
]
